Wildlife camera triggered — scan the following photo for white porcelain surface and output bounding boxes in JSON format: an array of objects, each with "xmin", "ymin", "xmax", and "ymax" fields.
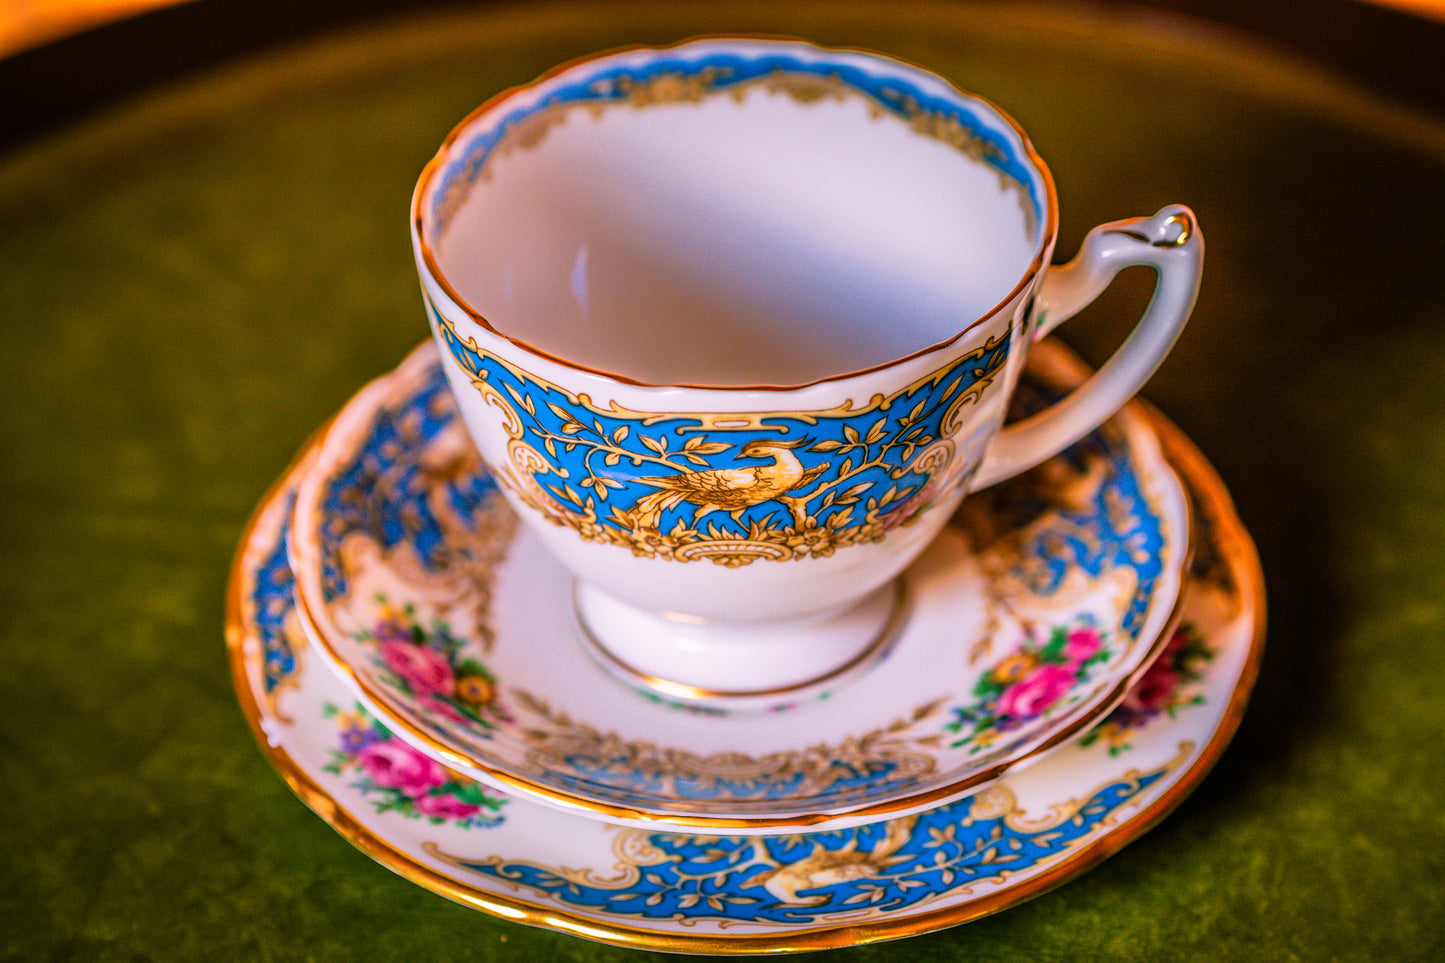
[
  {"xmin": 412, "ymin": 39, "xmax": 1205, "ymax": 693},
  {"xmin": 288, "ymin": 340, "xmax": 1190, "ymax": 833},
  {"xmin": 228, "ymin": 373, "xmax": 1262, "ymax": 952},
  {"xmin": 430, "ymin": 53, "xmax": 1039, "ymax": 386}
]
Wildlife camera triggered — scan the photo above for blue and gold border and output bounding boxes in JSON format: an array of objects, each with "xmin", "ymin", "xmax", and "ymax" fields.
[
  {"xmin": 225, "ymin": 338, "xmax": 1263, "ymax": 952},
  {"xmin": 434, "ymin": 306, "xmax": 1010, "ymax": 565},
  {"xmin": 427, "ymin": 44, "xmax": 1044, "ymax": 239},
  {"xmin": 412, "ymin": 39, "xmax": 1060, "ymax": 395},
  {"xmin": 426, "ymin": 749, "xmax": 1185, "ymax": 925}
]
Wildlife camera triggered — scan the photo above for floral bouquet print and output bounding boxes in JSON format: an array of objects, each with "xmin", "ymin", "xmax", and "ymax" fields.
[
  {"xmin": 946, "ymin": 617, "xmax": 1112, "ymax": 752},
  {"xmin": 323, "ymin": 702, "xmax": 506, "ymax": 828}
]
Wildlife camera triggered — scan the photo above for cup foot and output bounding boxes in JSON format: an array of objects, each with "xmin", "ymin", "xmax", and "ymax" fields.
[{"xmin": 573, "ymin": 580, "xmax": 907, "ymax": 712}]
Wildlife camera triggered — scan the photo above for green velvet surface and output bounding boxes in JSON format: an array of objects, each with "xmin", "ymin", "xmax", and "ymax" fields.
[{"xmin": 2, "ymin": 1, "xmax": 1443, "ymax": 959}]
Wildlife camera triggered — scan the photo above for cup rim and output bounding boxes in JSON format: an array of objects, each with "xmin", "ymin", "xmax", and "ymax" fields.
[{"xmin": 411, "ymin": 35, "xmax": 1060, "ymax": 392}]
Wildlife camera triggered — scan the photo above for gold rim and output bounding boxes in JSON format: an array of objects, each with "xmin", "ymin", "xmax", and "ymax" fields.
[
  {"xmin": 410, "ymin": 35, "xmax": 1059, "ymax": 392},
  {"xmin": 225, "ymin": 344, "xmax": 1264, "ymax": 954},
  {"xmin": 571, "ymin": 578, "xmax": 910, "ymax": 704}
]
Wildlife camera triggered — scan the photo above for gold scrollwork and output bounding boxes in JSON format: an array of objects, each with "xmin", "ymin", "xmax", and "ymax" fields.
[
  {"xmin": 674, "ymin": 539, "xmax": 792, "ymax": 564},
  {"xmin": 438, "ymin": 312, "xmax": 1008, "ymax": 565},
  {"xmin": 751, "ymin": 70, "xmax": 860, "ymax": 108},
  {"xmin": 449, "ymin": 317, "xmax": 1004, "ymax": 426},
  {"xmin": 418, "ymin": 743, "xmax": 1195, "ymax": 914},
  {"xmin": 604, "ymin": 66, "xmax": 731, "ymax": 105},
  {"xmin": 511, "ymin": 690, "xmax": 945, "ymax": 802},
  {"xmin": 472, "ymin": 377, "xmax": 524, "ymax": 437}
]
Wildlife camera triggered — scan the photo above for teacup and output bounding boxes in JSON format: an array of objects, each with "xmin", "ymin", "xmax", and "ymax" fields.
[{"xmin": 411, "ymin": 37, "xmax": 1203, "ymax": 701}]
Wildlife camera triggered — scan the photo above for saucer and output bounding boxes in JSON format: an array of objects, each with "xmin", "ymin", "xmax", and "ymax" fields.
[
  {"xmin": 287, "ymin": 340, "xmax": 1190, "ymax": 833},
  {"xmin": 227, "ymin": 380, "xmax": 1263, "ymax": 953}
]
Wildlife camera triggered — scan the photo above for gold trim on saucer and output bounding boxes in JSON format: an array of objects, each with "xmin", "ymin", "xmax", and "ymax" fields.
[{"xmin": 226, "ymin": 338, "xmax": 1263, "ymax": 954}]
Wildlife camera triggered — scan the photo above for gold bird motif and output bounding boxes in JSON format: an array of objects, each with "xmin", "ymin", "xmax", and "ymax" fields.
[
  {"xmin": 629, "ymin": 438, "xmax": 830, "ymax": 530},
  {"xmin": 755, "ymin": 816, "xmax": 917, "ymax": 905}
]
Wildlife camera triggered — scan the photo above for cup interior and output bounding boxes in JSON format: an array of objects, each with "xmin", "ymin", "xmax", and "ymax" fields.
[{"xmin": 420, "ymin": 41, "xmax": 1051, "ymax": 387}]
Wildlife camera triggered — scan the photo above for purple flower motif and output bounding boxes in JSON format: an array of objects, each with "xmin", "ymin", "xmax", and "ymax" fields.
[
  {"xmin": 373, "ymin": 618, "xmax": 416, "ymax": 646},
  {"xmin": 338, "ymin": 722, "xmax": 381, "ymax": 755}
]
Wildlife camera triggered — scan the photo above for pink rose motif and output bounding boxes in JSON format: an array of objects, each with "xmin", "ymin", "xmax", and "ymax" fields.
[
  {"xmin": 1120, "ymin": 661, "xmax": 1181, "ymax": 715},
  {"xmin": 1063, "ymin": 628, "xmax": 1103, "ymax": 666},
  {"xmin": 879, "ymin": 480, "xmax": 939, "ymax": 533},
  {"xmin": 413, "ymin": 792, "xmax": 482, "ymax": 821},
  {"xmin": 1160, "ymin": 626, "xmax": 1191, "ymax": 657},
  {"xmin": 357, "ymin": 739, "xmax": 448, "ymax": 797},
  {"xmin": 998, "ymin": 664, "xmax": 1077, "ymax": 719},
  {"xmin": 418, "ymin": 693, "xmax": 473, "ymax": 728},
  {"xmin": 382, "ymin": 640, "xmax": 454, "ymax": 695}
]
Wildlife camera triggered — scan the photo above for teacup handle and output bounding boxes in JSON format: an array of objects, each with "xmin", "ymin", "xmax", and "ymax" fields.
[{"xmin": 970, "ymin": 205, "xmax": 1203, "ymax": 490}]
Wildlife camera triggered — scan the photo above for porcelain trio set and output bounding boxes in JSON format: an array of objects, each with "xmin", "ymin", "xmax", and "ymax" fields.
[{"xmin": 229, "ymin": 39, "xmax": 1262, "ymax": 951}]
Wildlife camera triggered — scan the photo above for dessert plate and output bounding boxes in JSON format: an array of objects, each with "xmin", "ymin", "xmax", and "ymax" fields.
[
  {"xmin": 287, "ymin": 340, "xmax": 1191, "ymax": 833},
  {"xmin": 227, "ymin": 376, "xmax": 1262, "ymax": 953}
]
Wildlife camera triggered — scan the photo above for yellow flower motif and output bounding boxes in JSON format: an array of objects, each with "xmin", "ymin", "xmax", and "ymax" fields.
[
  {"xmin": 335, "ymin": 709, "xmax": 369, "ymax": 732},
  {"xmin": 455, "ymin": 674, "xmax": 495, "ymax": 706},
  {"xmin": 991, "ymin": 652, "xmax": 1038, "ymax": 685},
  {"xmin": 1097, "ymin": 722, "xmax": 1127, "ymax": 747}
]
